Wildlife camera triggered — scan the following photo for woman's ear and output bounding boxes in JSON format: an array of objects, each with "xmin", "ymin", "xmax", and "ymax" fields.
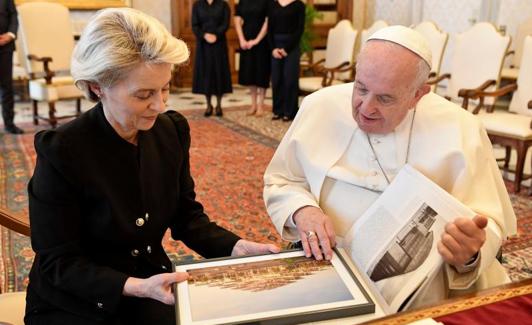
[{"xmin": 89, "ymin": 83, "xmax": 103, "ymax": 98}]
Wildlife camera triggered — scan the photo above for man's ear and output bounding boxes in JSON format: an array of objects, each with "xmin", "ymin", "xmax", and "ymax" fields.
[{"xmin": 412, "ymin": 84, "xmax": 431, "ymax": 106}]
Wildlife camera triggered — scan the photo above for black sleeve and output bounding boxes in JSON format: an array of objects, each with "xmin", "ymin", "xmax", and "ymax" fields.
[
  {"xmin": 191, "ymin": 2, "xmax": 205, "ymax": 39},
  {"xmin": 235, "ymin": 2, "xmax": 241, "ymax": 17},
  {"xmin": 28, "ymin": 131, "xmax": 128, "ymax": 315},
  {"xmin": 213, "ymin": 2, "xmax": 230, "ymax": 38},
  {"xmin": 283, "ymin": 2, "xmax": 305, "ymax": 53},
  {"xmin": 165, "ymin": 112, "xmax": 241, "ymax": 258},
  {"xmin": 267, "ymin": 2, "xmax": 274, "ymax": 50},
  {"xmin": 7, "ymin": 0, "xmax": 18, "ymax": 35}
]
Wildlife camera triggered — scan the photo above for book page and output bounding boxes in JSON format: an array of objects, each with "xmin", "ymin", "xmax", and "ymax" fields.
[{"xmin": 344, "ymin": 165, "xmax": 476, "ymax": 312}]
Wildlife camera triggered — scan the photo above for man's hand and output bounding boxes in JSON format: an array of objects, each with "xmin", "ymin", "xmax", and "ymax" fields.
[
  {"xmin": 204, "ymin": 33, "xmax": 217, "ymax": 44},
  {"xmin": 0, "ymin": 33, "xmax": 14, "ymax": 46},
  {"xmin": 123, "ymin": 272, "xmax": 189, "ymax": 305},
  {"xmin": 231, "ymin": 239, "xmax": 280, "ymax": 256},
  {"xmin": 293, "ymin": 206, "xmax": 336, "ymax": 261},
  {"xmin": 438, "ymin": 215, "xmax": 487, "ymax": 267}
]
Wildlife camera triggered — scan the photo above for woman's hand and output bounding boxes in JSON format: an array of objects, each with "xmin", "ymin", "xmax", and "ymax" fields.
[
  {"xmin": 204, "ymin": 33, "xmax": 217, "ymax": 44},
  {"xmin": 231, "ymin": 239, "xmax": 280, "ymax": 256},
  {"xmin": 272, "ymin": 48, "xmax": 284, "ymax": 59},
  {"xmin": 247, "ymin": 38, "xmax": 259, "ymax": 49},
  {"xmin": 239, "ymin": 38, "xmax": 249, "ymax": 49},
  {"xmin": 123, "ymin": 272, "xmax": 189, "ymax": 305}
]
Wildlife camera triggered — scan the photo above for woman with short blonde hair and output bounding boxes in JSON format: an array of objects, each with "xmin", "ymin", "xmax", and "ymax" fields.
[
  {"xmin": 71, "ymin": 7, "xmax": 189, "ymax": 102},
  {"xmin": 26, "ymin": 8, "xmax": 278, "ymax": 324}
]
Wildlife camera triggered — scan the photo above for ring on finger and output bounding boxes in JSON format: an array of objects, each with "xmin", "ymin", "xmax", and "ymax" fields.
[{"xmin": 305, "ymin": 230, "xmax": 317, "ymax": 241}]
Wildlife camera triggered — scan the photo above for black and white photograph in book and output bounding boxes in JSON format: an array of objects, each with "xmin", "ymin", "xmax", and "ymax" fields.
[
  {"xmin": 173, "ymin": 249, "xmax": 374, "ymax": 325},
  {"xmin": 368, "ymin": 203, "xmax": 438, "ymax": 282}
]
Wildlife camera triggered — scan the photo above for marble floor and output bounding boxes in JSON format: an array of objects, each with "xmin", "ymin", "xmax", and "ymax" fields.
[{"xmin": 8, "ymin": 85, "xmax": 273, "ymax": 125}]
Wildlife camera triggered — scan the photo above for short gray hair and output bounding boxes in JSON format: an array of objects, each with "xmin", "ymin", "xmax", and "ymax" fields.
[{"xmin": 71, "ymin": 8, "xmax": 189, "ymax": 101}]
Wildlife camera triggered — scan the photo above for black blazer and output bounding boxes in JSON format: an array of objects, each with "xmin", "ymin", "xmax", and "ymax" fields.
[
  {"xmin": 0, "ymin": 0, "xmax": 17, "ymax": 53},
  {"xmin": 26, "ymin": 104, "xmax": 240, "ymax": 322}
]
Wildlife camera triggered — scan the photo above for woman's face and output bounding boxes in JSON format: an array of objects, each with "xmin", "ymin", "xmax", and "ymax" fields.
[{"xmin": 97, "ymin": 62, "xmax": 172, "ymax": 135}]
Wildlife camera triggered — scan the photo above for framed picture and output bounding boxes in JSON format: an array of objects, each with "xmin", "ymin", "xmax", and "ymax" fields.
[
  {"xmin": 15, "ymin": 0, "xmax": 130, "ymax": 10},
  {"xmin": 173, "ymin": 248, "xmax": 375, "ymax": 325}
]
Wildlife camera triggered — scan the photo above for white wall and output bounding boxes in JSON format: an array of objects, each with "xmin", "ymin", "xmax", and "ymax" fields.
[
  {"xmin": 496, "ymin": 0, "xmax": 532, "ymax": 50},
  {"xmin": 130, "ymin": 0, "xmax": 172, "ymax": 32},
  {"xmin": 370, "ymin": 0, "xmax": 412, "ymax": 26},
  {"xmin": 68, "ymin": 0, "xmax": 173, "ymax": 36}
]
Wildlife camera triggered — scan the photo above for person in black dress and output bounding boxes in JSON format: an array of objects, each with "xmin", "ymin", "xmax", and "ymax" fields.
[
  {"xmin": 25, "ymin": 8, "xmax": 279, "ymax": 325},
  {"xmin": 268, "ymin": 0, "xmax": 305, "ymax": 121},
  {"xmin": 192, "ymin": 0, "xmax": 232, "ymax": 117},
  {"xmin": 0, "ymin": 0, "xmax": 23, "ymax": 134},
  {"xmin": 234, "ymin": 0, "xmax": 270, "ymax": 117}
]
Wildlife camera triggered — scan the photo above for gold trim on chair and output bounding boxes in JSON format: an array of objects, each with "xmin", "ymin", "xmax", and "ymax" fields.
[
  {"xmin": 15, "ymin": 0, "xmax": 129, "ymax": 10},
  {"xmin": 365, "ymin": 279, "xmax": 532, "ymax": 325}
]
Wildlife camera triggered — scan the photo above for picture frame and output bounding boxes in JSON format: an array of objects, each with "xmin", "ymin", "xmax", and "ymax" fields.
[
  {"xmin": 15, "ymin": 0, "xmax": 130, "ymax": 10},
  {"xmin": 173, "ymin": 248, "xmax": 375, "ymax": 325}
]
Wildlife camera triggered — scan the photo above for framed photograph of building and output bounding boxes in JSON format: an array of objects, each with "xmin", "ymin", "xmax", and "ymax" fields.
[
  {"xmin": 173, "ymin": 248, "xmax": 375, "ymax": 325},
  {"xmin": 15, "ymin": 0, "xmax": 130, "ymax": 10}
]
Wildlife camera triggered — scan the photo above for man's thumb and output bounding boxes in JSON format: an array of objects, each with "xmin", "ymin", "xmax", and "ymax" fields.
[{"xmin": 473, "ymin": 215, "xmax": 488, "ymax": 229}]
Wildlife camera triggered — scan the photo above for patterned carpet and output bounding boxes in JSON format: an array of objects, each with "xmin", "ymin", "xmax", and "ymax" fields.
[{"xmin": 0, "ymin": 105, "xmax": 530, "ymax": 293}]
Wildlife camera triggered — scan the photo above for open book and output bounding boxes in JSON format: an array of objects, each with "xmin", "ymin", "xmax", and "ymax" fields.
[{"xmin": 342, "ymin": 164, "xmax": 476, "ymax": 313}]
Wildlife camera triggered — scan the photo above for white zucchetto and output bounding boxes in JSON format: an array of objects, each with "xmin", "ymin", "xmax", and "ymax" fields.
[{"xmin": 367, "ymin": 25, "xmax": 432, "ymax": 69}]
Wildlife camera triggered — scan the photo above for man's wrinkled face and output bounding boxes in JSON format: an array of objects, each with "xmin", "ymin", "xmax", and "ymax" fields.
[{"xmin": 352, "ymin": 41, "xmax": 427, "ymax": 134}]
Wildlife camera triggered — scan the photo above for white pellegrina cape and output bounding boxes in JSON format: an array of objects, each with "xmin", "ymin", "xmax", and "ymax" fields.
[{"xmin": 264, "ymin": 82, "xmax": 517, "ymax": 308}]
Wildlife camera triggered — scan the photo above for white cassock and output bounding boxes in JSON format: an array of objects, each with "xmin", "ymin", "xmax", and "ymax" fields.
[{"xmin": 263, "ymin": 83, "xmax": 517, "ymax": 309}]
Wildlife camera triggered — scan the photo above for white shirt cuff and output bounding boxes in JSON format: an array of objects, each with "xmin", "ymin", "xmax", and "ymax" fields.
[{"xmin": 453, "ymin": 252, "xmax": 481, "ymax": 274}]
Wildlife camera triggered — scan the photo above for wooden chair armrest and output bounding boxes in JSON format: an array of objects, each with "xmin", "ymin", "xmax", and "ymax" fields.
[
  {"xmin": 27, "ymin": 54, "xmax": 55, "ymax": 84},
  {"xmin": 457, "ymin": 79, "xmax": 496, "ymax": 99},
  {"xmin": 335, "ymin": 62, "xmax": 355, "ymax": 75},
  {"xmin": 302, "ymin": 58, "xmax": 325, "ymax": 73},
  {"xmin": 529, "ymin": 100, "xmax": 532, "ymax": 129},
  {"xmin": 0, "ymin": 207, "xmax": 30, "ymax": 236},
  {"xmin": 320, "ymin": 61, "xmax": 351, "ymax": 87},
  {"xmin": 427, "ymin": 73, "xmax": 451, "ymax": 85},
  {"xmin": 459, "ymin": 82, "xmax": 516, "ymax": 113},
  {"xmin": 321, "ymin": 61, "xmax": 350, "ymax": 73}
]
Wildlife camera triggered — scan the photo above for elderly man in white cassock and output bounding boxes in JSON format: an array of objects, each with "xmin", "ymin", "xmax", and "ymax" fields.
[{"xmin": 263, "ymin": 25, "xmax": 516, "ymax": 309}]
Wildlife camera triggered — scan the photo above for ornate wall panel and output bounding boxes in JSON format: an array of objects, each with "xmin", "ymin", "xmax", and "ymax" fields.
[
  {"xmin": 496, "ymin": 0, "xmax": 532, "ymax": 50},
  {"xmin": 371, "ymin": 0, "xmax": 412, "ymax": 26},
  {"xmin": 421, "ymin": 0, "xmax": 483, "ymax": 75}
]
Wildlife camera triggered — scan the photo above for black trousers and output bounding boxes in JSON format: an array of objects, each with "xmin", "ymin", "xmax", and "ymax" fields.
[
  {"xmin": 0, "ymin": 50, "xmax": 15, "ymax": 127},
  {"xmin": 271, "ymin": 34, "xmax": 300, "ymax": 119}
]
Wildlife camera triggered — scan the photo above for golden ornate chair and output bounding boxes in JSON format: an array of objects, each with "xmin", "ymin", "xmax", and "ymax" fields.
[
  {"xmin": 429, "ymin": 22, "xmax": 510, "ymax": 110},
  {"xmin": 459, "ymin": 36, "xmax": 532, "ymax": 193},
  {"xmin": 299, "ymin": 20, "xmax": 358, "ymax": 95},
  {"xmin": 17, "ymin": 2, "xmax": 83, "ymax": 128}
]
